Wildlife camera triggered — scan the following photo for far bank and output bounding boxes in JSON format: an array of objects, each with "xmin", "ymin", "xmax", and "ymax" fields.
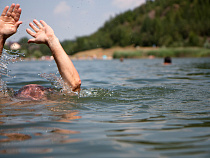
[{"xmin": 70, "ymin": 46, "xmax": 210, "ymax": 60}]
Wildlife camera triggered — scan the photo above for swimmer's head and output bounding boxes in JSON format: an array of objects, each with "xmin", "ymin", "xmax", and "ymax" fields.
[
  {"xmin": 14, "ymin": 84, "xmax": 46, "ymax": 100},
  {"xmin": 164, "ymin": 57, "xmax": 172, "ymax": 65}
]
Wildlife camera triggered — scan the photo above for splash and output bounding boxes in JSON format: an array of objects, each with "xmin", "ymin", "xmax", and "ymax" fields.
[
  {"xmin": 39, "ymin": 73, "xmax": 75, "ymax": 94},
  {"xmin": 0, "ymin": 48, "xmax": 23, "ymax": 93},
  {"xmin": 0, "ymin": 78, "xmax": 7, "ymax": 94},
  {"xmin": 0, "ymin": 49, "xmax": 77, "ymax": 100}
]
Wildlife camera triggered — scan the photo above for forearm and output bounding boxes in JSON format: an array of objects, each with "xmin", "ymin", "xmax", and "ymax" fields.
[
  {"xmin": 47, "ymin": 35, "xmax": 81, "ymax": 91},
  {"xmin": 0, "ymin": 36, "xmax": 6, "ymax": 56},
  {"xmin": 26, "ymin": 19, "xmax": 81, "ymax": 91}
]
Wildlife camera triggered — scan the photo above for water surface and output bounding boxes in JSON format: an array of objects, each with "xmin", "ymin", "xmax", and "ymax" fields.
[{"xmin": 0, "ymin": 57, "xmax": 210, "ymax": 158}]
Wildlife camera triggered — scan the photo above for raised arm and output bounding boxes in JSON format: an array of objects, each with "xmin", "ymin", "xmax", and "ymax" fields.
[
  {"xmin": 26, "ymin": 19, "xmax": 81, "ymax": 92},
  {"xmin": 0, "ymin": 4, "xmax": 22, "ymax": 56}
]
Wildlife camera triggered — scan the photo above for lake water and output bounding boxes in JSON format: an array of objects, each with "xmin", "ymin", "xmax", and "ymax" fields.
[{"xmin": 0, "ymin": 57, "xmax": 210, "ymax": 158}]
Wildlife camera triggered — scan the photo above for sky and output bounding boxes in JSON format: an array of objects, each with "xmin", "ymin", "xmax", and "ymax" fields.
[{"xmin": 0, "ymin": 0, "xmax": 145, "ymax": 42}]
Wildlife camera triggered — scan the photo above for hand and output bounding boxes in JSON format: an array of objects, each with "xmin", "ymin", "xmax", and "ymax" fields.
[
  {"xmin": 26, "ymin": 19, "xmax": 55, "ymax": 45},
  {"xmin": 0, "ymin": 4, "xmax": 22, "ymax": 39}
]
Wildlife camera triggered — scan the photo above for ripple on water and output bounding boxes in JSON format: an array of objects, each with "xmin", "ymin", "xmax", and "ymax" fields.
[{"xmin": 0, "ymin": 58, "xmax": 210, "ymax": 157}]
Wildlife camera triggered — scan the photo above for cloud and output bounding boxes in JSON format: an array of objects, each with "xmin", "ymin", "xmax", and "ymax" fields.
[
  {"xmin": 112, "ymin": 0, "xmax": 145, "ymax": 10},
  {"xmin": 54, "ymin": 1, "xmax": 71, "ymax": 15}
]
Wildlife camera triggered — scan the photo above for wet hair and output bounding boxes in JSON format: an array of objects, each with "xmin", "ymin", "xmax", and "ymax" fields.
[
  {"xmin": 164, "ymin": 57, "xmax": 172, "ymax": 64},
  {"xmin": 14, "ymin": 84, "xmax": 46, "ymax": 100}
]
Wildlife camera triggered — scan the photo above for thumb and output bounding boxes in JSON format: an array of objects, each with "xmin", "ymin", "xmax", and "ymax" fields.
[
  {"xmin": 15, "ymin": 21, "xmax": 22, "ymax": 29},
  {"xmin": 28, "ymin": 39, "xmax": 36, "ymax": 44}
]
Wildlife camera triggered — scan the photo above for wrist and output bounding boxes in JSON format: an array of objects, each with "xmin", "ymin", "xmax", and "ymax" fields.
[
  {"xmin": 46, "ymin": 34, "xmax": 59, "ymax": 46},
  {"xmin": 0, "ymin": 34, "xmax": 7, "ymax": 42},
  {"xmin": 0, "ymin": 35, "xmax": 6, "ymax": 56},
  {"xmin": 0, "ymin": 35, "xmax": 6, "ymax": 44}
]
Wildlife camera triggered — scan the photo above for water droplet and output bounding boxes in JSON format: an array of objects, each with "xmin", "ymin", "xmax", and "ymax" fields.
[{"xmin": 0, "ymin": 48, "xmax": 24, "ymax": 92}]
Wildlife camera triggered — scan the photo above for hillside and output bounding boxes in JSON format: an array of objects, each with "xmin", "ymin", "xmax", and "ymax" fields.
[
  {"xmin": 16, "ymin": 0, "xmax": 210, "ymax": 58},
  {"xmin": 62, "ymin": 0, "xmax": 210, "ymax": 55}
]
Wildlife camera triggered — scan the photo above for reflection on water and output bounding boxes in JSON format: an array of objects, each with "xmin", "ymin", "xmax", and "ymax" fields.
[
  {"xmin": 0, "ymin": 133, "xmax": 31, "ymax": 143},
  {"xmin": 0, "ymin": 57, "xmax": 210, "ymax": 157},
  {"xmin": 0, "ymin": 106, "xmax": 82, "ymax": 155}
]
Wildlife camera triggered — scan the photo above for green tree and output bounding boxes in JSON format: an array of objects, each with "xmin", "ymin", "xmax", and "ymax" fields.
[
  {"xmin": 33, "ymin": 50, "xmax": 42, "ymax": 59},
  {"xmin": 188, "ymin": 31, "xmax": 200, "ymax": 46}
]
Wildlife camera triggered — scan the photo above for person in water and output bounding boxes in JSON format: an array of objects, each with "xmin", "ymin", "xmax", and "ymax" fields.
[
  {"xmin": 164, "ymin": 56, "xmax": 172, "ymax": 65},
  {"xmin": 0, "ymin": 3, "xmax": 81, "ymax": 100}
]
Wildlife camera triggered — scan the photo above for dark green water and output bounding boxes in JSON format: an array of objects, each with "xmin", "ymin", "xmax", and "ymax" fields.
[{"xmin": 0, "ymin": 58, "xmax": 210, "ymax": 158}]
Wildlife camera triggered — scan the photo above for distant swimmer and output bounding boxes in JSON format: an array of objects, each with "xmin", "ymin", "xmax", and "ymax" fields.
[
  {"xmin": 0, "ymin": 4, "xmax": 81, "ymax": 100},
  {"xmin": 164, "ymin": 57, "xmax": 172, "ymax": 65}
]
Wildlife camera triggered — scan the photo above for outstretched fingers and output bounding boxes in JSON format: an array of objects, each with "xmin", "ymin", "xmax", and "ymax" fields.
[
  {"xmin": 13, "ymin": 4, "xmax": 20, "ymax": 14},
  {"xmin": 26, "ymin": 28, "xmax": 36, "ymax": 38},
  {"xmin": 26, "ymin": 19, "xmax": 52, "ymax": 45},
  {"xmin": 0, "ymin": 3, "xmax": 22, "ymax": 39},
  {"xmin": 27, "ymin": 38, "xmax": 36, "ymax": 44},
  {"xmin": 15, "ymin": 21, "xmax": 23, "ymax": 29},
  {"xmin": 1, "ymin": 6, "xmax": 9, "ymax": 16},
  {"xmin": 6, "ymin": 3, "xmax": 15, "ymax": 17},
  {"xmin": 11, "ymin": 4, "xmax": 18, "ymax": 18},
  {"xmin": 14, "ymin": 8, "xmax": 22, "ymax": 21},
  {"xmin": 33, "ymin": 19, "xmax": 43, "ymax": 29},
  {"xmin": 40, "ymin": 20, "xmax": 48, "ymax": 27},
  {"xmin": 26, "ymin": 28, "xmax": 37, "ymax": 44},
  {"xmin": 1, "ymin": 4, "xmax": 22, "ymax": 22},
  {"xmin": 12, "ymin": 4, "xmax": 21, "ymax": 21},
  {"xmin": 29, "ymin": 22, "xmax": 39, "ymax": 32}
]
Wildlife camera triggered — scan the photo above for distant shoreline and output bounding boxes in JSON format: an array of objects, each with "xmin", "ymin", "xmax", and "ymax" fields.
[
  {"xmin": 20, "ymin": 46, "xmax": 210, "ymax": 61},
  {"xmin": 71, "ymin": 46, "xmax": 210, "ymax": 60}
]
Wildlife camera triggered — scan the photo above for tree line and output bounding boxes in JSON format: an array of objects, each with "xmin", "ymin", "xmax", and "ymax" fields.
[{"xmin": 9, "ymin": 0, "xmax": 210, "ymax": 58}]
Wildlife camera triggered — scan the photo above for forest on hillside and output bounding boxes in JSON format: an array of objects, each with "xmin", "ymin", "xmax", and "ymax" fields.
[{"xmin": 7, "ymin": 0, "xmax": 210, "ymax": 58}]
